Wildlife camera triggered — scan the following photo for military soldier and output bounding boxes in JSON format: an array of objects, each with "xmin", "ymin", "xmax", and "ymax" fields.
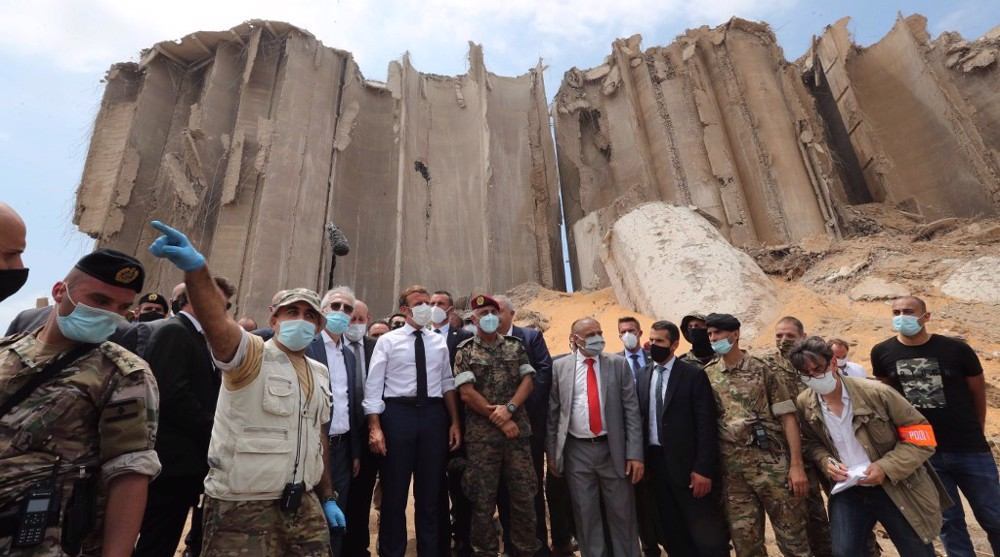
[
  {"xmin": 147, "ymin": 221, "xmax": 344, "ymax": 557},
  {"xmin": 768, "ymin": 316, "xmax": 833, "ymax": 557},
  {"xmin": 453, "ymin": 294, "xmax": 540, "ymax": 557},
  {"xmin": 703, "ymin": 313, "xmax": 810, "ymax": 557},
  {"xmin": 0, "ymin": 249, "xmax": 161, "ymax": 556},
  {"xmin": 678, "ymin": 312, "xmax": 716, "ymax": 369}
]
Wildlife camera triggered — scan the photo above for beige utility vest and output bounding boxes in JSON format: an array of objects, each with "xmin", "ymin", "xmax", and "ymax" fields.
[{"xmin": 204, "ymin": 339, "xmax": 331, "ymax": 501}]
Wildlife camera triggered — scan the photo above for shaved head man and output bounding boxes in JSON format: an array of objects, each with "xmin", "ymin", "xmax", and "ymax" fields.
[{"xmin": 0, "ymin": 202, "xmax": 28, "ymax": 301}]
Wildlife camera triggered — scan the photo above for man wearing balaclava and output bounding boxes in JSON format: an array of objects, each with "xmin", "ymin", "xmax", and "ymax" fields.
[{"xmin": 679, "ymin": 313, "xmax": 715, "ymax": 369}]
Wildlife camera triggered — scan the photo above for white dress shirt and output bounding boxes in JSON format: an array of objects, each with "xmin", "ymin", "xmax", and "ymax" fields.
[
  {"xmin": 569, "ymin": 351, "xmax": 606, "ymax": 438},
  {"xmin": 323, "ymin": 331, "xmax": 351, "ymax": 436},
  {"xmin": 363, "ymin": 323, "xmax": 455, "ymax": 415},
  {"xmin": 838, "ymin": 360, "xmax": 867, "ymax": 379},
  {"xmin": 818, "ymin": 385, "xmax": 871, "ymax": 470},
  {"xmin": 433, "ymin": 322, "xmax": 450, "ymax": 336},
  {"xmin": 648, "ymin": 356, "xmax": 675, "ymax": 446}
]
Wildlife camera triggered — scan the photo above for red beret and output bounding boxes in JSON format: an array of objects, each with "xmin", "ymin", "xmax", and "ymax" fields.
[{"xmin": 470, "ymin": 294, "xmax": 499, "ymax": 310}]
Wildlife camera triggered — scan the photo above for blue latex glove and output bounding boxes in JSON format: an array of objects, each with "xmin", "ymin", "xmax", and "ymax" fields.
[
  {"xmin": 323, "ymin": 499, "xmax": 346, "ymax": 528},
  {"xmin": 148, "ymin": 221, "xmax": 206, "ymax": 271}
]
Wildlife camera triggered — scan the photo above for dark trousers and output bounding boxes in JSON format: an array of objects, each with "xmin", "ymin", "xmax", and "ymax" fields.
[
  {"xmin": 634, "ymin": 475, "xmax": 664, "ymax": 556},
  {"xmin": 546, "ymin": 468, "xmax": 575, "ymax": 548},
  {"xmin": 498, "ymin": 415, "xmax": 549, "ymax": 556},
  {"xmin": 134, "ymin": 475, "xmax": 204, "ymax": 557},
  {"xmin": 446, "ymin": 451, "xmax": 472, "ymax": 557},
  {"xmin": 329, "ymin": 435, "xmax": 352, "ymax": 557},
  {"xmin": 379, "ymin": 400, "xmax": 448, "ymax": 557},
  {"xmin": 647, "ymin": 447, "xmax": 729, "ymax": 557},
  {"xmin": 932, "ymin": 451, "xmax": 1000, "ymax": 557},
  {"xmin": 344, "ymin": 447, "xmax": 379, "ymax": 556},
  {"xmin": 828, "ymin": 486, "xmax": 933, "ymax": 557}
]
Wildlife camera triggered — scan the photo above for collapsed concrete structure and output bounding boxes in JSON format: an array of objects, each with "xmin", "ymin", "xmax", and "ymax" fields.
[
  {"xmin": 557, "ymin": 15, "xmax": 1000, "ymax": 290},
  {"xmin": 74, "ymin": 21, "xmax": 563, "ymax": 318},
  {"xmin": 74, "ymin": 15, "xmax": 1000, "ymax": 321}
]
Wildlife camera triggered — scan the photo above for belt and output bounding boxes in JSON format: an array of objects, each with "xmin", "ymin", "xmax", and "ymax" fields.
[
  {"xmin": 329, "ymin": 434, "xmax": 347, "ymax": 447},
  {"xmin": 384, "ymin": 397, "xmax": 443, "ymax": 407},
  {"xmin": 569, "ymin": 434, "xmax": 608, "ymax": 443}
]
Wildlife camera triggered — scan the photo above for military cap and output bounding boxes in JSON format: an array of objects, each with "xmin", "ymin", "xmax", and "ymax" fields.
[
  {"xmin": 272, "ymin": 288, "xmax": 324, "ymax": 319},
  {"xmin": 75, "ymin": 249, "xmax": 145, "ymax": 293},
  {"xmin": 705, "ymin": 313, "xmax": 740, "ymax": 331},
  {"xmin": 470, "ymin": 294, "xmax": 499, "ymax": 311},
  {"xmin": 140, "ymin": 292, "xmax": 169, "ymax": 312},
  {"xmin": 680, "ymin": 312, "xmax": 707, "ymax": 341}
]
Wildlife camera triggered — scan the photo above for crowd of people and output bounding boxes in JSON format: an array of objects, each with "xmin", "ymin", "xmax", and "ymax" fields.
[{"xmin": 0, "ymin": 204, "xmax": 999, "ymax": 557}]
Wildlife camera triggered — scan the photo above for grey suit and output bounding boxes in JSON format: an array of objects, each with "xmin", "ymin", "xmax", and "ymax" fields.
[{"xmin": 547, "ymin": 351, "xmax": 643, "ymax": 557}]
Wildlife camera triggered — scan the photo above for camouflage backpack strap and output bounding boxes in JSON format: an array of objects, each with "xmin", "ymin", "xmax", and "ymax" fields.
[
  {"xmin": 0, "ymin": 342, "xmax": 98, "ymax": 420},
  {"xmin": 0, "ymin": 330, "xmax": 29, "ymax": 348}
]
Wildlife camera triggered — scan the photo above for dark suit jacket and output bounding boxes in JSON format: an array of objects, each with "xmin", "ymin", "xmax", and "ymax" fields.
[
  {"xmin": 511, "ymin": 325, "xmax": 553, "ymax": 420},
  {"xmin": 636, "ymin": 357, "xmax": 720, "ymax": 486},
  {"xmin": 306, "ymin": 334, "xmax": 363, "ymax": 460},
  {"xmin": 146, "ymin": 314, "xmax": 220, "ymax": 477},
  {"xmin": 4, "ymin": 305, "xmax": 152, "ymax": 356},
  {"xmin": 444, "ymin": 327, "xmax": 473, "ymax": 367},
  {"xmin": 252, "ymin": 327, "xmax": 275, "ymax": 341}
]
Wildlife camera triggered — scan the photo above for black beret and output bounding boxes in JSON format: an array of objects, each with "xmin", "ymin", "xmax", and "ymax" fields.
[
  {"xmin": 705, "ymin": 313, "xmax": 741, "ymax": 331},
  {"xmin": 75, "ymin": 249, "xmax": 145, "ymax": 293},
  {"xmin": 140, "ymin": 292, "xmax": 168, "ymax": 312}
]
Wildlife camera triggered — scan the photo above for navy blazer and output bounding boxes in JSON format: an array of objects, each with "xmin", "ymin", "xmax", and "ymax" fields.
[
  {"xmin": 511, "ymin": 325, "xmax": 553, "ymax": 421},
  {"xmin": 306, "ymin": 334, "xmax": 363, "ymax": 461},
  {"xmin": 635, "ymin": 357, "xmax": 720, "ymax": 485}
]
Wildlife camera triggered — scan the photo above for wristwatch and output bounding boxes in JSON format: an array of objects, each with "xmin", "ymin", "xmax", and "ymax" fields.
[{"xmin": 505, "ymin": 402, "xmax": 518, "ymax": 414}]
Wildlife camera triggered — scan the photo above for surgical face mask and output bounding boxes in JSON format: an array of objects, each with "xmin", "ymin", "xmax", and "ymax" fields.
[
  {"xmin": 345, "ymin": 323, "xmax": 366, "ymax": 343},
  {"xmin": 649, "ymin": 343, "xmax": 673, "ymax": 363},
  {"xmin": 802, "ymin": 370, "xmax": 838, "ymax": 395},
  {"xmin": 137, "ymin": 311, "xmax": 165, "ymax": 323},
  {"xmin": 621, "ymin": 332, "xmax": 639, "ymax": 351},
  {"xmin": 711, "ymin": 337, "xmax": 734, "ymax": 355},
  {"xmin": 478, "ymin": 313, "xmax": 500, "ymax": 334},
  {"xmin": 325, "ymin": 311, "xmax": 350, "ymax": 334},
  {"xmin": 776, "ymin": 338, "xmax": 796, "ymax": 358},
  {"xmin": 410, "ymin": 303, "xmax": 433, "ymax": 327},
  {"xmin": 688, "ymin": 327, "xmax": 713, "ymax": 356},
  {"xmin": 277, "ymin": 319, "xmax": 318, "ymax": 351},
  {"xmin": 56, "ymin": 289, "xmax": 124, "ymax": 344},
  {"xmin": 0, "ymin": 268, "xmax": 28, "ymax": 302},
  {"xmin": 892, "ymin": 315, "xmax": 923, "ymax": 337},
  {"xmin": 580, "ymin": 334, "xmax": 605, "ymax": 355},
  {"xmin": 430, "ymin": 306, "xmax": 448, "ymax": 325}
]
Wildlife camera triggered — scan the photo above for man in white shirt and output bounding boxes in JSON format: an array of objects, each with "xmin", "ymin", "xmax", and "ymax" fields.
[
  {"xmin": 364, "ymin": 285, "xmax": 462, "ymax": 557},
  {"xmin": 827, "ymin": 338, "xmax": 868, "ymax": 379},
  {"xmin": 306, "ymin": 286, "xmax": 362, "ymax": 557}
]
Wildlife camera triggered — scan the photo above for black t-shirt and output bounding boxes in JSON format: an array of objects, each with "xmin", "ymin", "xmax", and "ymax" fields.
[{"xmin": 871, "ymin": 334, "xmax": 986, "ymax": 452}]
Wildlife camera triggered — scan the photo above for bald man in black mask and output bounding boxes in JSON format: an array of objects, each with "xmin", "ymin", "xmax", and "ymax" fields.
[{"xmin": 0, "ymin": 202, "xmax": 28, "ymax": 302}]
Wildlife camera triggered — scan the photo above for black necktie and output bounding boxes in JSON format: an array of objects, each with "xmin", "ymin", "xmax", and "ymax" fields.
[
  {"xmin": 655, "ymin": 365, "xmax": 666, "ymax": 441},
  {"xmin": 414, "ymin": 330, "xmax": 427, "ymax": 402}
]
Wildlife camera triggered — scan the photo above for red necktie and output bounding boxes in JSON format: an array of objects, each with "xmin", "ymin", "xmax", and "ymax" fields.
[{"xmin": 586, "ymin": 358, "xmax": 602, "ymax": 435}]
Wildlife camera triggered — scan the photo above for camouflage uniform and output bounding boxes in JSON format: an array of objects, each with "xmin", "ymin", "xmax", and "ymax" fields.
[
  {"xmin": 0, "ymin": 331, "xmax": 161, "ymax": 556},
  {"xmin": 454, "ymin": 335, "xmax": 540, "ymax": 557},
  {"xmin": 759, "ymin": 349, "xmax": 833, "ymax": 557},
  {"xmin": 202, "ymin": 493, "xmax": 329, "ymax": 557},
  {"xmin": 705, "ymin": 351, "xmax": 810, "ymax": 557},
  {"xmin": 680, "ymin": 351, "xmax": 716, "ymax": 370}
]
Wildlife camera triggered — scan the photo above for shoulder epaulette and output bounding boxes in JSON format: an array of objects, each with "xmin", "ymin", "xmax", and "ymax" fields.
[{"xmin": 99, "ymin": 341, "xmax": 148, "ymax": 375}]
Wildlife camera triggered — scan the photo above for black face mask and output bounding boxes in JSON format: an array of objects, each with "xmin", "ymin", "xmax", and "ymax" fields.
[
  {"xmin": 137, "ymin": 311, "xmax": 165, "ymax": 322},
  {"xmin": 0, "ymin": 268, "xmax": 28, "ymax": 302},
  {"xmin": 650, "ymin": 343, "xmax": 673, "ymax": 364},
  {"xmin": 688, "ymin": 327, "xmax": 713, "ymax": 357}
]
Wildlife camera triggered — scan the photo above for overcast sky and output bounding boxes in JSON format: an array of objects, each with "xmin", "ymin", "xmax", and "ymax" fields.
[{"xmin": 2, "ymin": 0, "xmax": 998, "ymax": 328}]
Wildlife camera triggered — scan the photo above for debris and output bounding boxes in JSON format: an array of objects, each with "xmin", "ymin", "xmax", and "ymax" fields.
[
  {"xmin": 942, "ymin": 257, "xmax": 1000, "ymax": 305},
  {"xmin": 848, "ymin": 277, "xmax": 910, "ymax": 301}
]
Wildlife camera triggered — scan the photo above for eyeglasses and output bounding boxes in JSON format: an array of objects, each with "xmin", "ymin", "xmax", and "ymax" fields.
[
  {"xmin": 326, "ymin": 301, "xmax": 354, "ymax": 314},
  {"xmin": 798, "ymin": 360, "xmax": 830, "ymax": 379}
]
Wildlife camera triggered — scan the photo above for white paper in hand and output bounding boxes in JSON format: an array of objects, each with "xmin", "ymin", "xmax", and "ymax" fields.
[{"xmin": 830, "ymin": 464, "xmax": 869, "ymax": 495}]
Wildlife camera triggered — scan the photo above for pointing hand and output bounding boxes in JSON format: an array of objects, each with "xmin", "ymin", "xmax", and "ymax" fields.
[{"xmin": 148, "ymin": 221, "xmax": 206, "ymax": 271}]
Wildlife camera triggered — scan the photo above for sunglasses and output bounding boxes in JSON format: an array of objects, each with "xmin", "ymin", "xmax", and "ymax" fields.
[{"xmin": 327, "ymin": 301, "xmax": 354, "ymax": 314}]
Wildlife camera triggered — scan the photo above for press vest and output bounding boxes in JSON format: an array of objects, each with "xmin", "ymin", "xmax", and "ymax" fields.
[{"xmin": 204, "ymin": 339, "xmax": 331, "ymax": 500}]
